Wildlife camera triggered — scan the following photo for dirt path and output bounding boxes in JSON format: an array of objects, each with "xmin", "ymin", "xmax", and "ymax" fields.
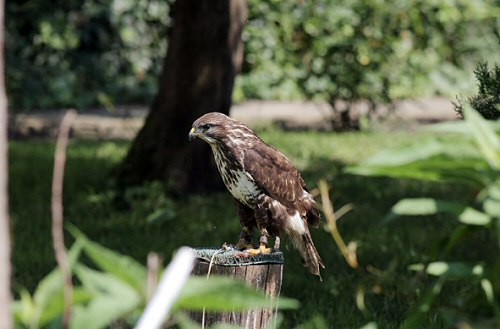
[{"xmin": 9, "ymin": 97, "xmax": 458, "ymax": 139}]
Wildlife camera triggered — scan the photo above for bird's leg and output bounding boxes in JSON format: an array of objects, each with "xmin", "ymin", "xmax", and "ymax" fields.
[
  {"xmin": 234, "ymin": 227, "xmax": 254, "ymax": 250},
  {"xmin": 258, "ymin": 234, "xmax": 272, "ymax": 253},
  {"xmin": 245, "ymin": 228, "xmax": 272, "ymax": 255},
  {"xmin": 244, "ymin": 205, "xmax": 273, "ymax": 255},
  {"xmin": 274, "ymin": 236, "xmax": 281, "ymax": 251}
]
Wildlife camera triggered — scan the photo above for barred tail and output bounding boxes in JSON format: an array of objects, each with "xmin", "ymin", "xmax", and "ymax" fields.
[{"xmin": 292, "ymin": 231, "xmax": 325, "ymax": 280}]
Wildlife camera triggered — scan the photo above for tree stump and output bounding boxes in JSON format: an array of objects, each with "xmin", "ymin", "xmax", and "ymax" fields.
[{"xmin": 189, "ymin": 248, "xmax": 284, "ymax": 328}]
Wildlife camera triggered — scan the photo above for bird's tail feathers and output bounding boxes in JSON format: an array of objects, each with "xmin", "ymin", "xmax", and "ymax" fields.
[{"xmin": 292, "ymin": 231, "xmax": 325, "ymax": 280}]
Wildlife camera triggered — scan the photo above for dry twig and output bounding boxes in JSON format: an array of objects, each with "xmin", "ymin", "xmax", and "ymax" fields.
[
  {"xmin": 51, "ymin": 110, "xmax": 78, "ymax": 328},
  {"xmin": 146, "ymin": 252, "xmax": 161, "ymax": 301},
  {"xmin": 318, "ymin": 179, "xmax": 358, "ymax": 269}
]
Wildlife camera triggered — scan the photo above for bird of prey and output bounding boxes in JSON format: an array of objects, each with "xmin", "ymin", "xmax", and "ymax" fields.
[{"xmin": 189, "ymin": 112, "xmax": 324, "ymax": 277}]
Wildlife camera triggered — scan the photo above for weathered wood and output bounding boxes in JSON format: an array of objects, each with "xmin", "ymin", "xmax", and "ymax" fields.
[{"xmin": 188, "ymin": 248, "xmax": 283, "ymax": 329}]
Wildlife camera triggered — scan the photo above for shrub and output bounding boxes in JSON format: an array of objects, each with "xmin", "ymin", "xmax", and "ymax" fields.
[
  {"xmin": 236, "ymin": 0, "xmax": 500, "ymax": 115},
  {"xmin": 5, "ymin": 0, "xmax": 170, "ymax": 110},
  {"xmin": 454, "ymin": 62, "xmax": 500, "ymax": 120}
]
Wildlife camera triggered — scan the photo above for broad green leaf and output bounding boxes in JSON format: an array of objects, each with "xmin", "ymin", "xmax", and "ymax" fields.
[
  {"xmin": 71, "ymin": 265, "xmax": 142, "ymax": 329},
  {"xmin": 33, "ymin": 239, "xmax": 83, "ymax": 306},
  {"xmin": 409, "ymin": 262, "xmax": 485, "ymax": 278},
  {"xmin": 424, "ymin": 120, "xmax": 500, "ymax": 135},
  {"xmin": 28, "ymin": 240, "xmax": 84, "ymax": 327},
  {"xmin": 360, "ymin": 140, "xmax": 445, "ymax": 166},
  {"xmin": 349, "ymin": 154, "xmax": 490, "ymax": 187},
  {"xmin": 487, "ymin": 184, "xmax": 500, "ymax": 200},
  {"xmin": 176, "ymin": 276, "xmax": 299, "ymax": 311},
  {"xmin": 465, "ymin": 105, "xmax": 500, "ymax": 169},
  {"xmin": 483, "ymin": 198, "xmax": 500, "ymax": 217},
  {"xmin": 459, "ymin": 207, "xmax": 492, "ymax": 225},
  {"xmin": 359, "ymin": 322, "xmax": 378, "ymax": 329},
  {"xmin": 391, "ymin": 198, "xmax": 440, "ymax": 216},
  {"xmin": 12, "ymin": 289, "xmax": 35, "ymax": 326},
  {"xmin": 39, "ymin": 288, "xmax": 92, "ymax": 326},
  {"xmin": 481, "ymin": 279, "xmax": 494, "ymax": 304},
  {"xmin": 83, "ymin": 239, "xmax": 147, "ymax": 292},
  {"xmin": 482, "ymin": 184, "xmax": 500, "ymax": 217},
  {"xmin": 385, "ymin": 198, "xmax": 491, "ymax": 226},
  {"xmin": 70, "ymin": 227, "xmax": 147, "ymax": 294}
]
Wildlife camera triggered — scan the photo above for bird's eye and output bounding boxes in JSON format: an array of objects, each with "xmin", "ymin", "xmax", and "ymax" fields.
[{"xmin": 202, "ymin": 124, "xmax": 212, "ymax": 130}]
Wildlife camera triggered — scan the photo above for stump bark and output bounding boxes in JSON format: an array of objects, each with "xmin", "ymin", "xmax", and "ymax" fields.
[{"xmin": 189, "ymin": 248, "xmax": 284, "ymax": 328}]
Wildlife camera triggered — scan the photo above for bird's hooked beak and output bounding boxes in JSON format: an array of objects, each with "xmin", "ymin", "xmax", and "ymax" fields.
[{"xmin": 188, "ymin": 127, "xmax": 198, "ymax": 141}]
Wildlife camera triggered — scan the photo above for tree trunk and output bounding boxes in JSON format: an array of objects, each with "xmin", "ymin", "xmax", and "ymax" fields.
[
  {"xmin": 0, "ymin": 0, "xmax": 12, "ymax": 326},
  {"xmin": 117, "ymin": 0, "xmax": 247, "ymax": 194}
]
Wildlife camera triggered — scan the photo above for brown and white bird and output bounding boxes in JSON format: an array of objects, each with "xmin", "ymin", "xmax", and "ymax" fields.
[{"xmin": 189, "ymin": 112, "xmax": 324, "ymax": 278}]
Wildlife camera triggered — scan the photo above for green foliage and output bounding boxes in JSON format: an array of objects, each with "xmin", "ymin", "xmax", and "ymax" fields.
[
  {"xmin": 236, "ymin": 0, "xmax": 500, "ymax": 107},
  {"xmin": 454, "ymin": 62, "xmax": 500, "ymax": 120},
  {"xmin": 6, "ymin": 0, "xmax": 500, "ymax": 110},
  {"xmin": 177, "ymin": 276, "xmax": 298, "ymax": 311},
  {"xmin": 6, "ymin": 0, "xmax": 171, "ymax": 110},
  {"xmin": 350, "ymin": 105, "xmax": 500, "ymax": 327},
  {"xmin": 69, "ymin": 226, "xmax": 148, "ymax": 295},
  {"xmin": 385, "ymin": 198, "xmax": 492, "ymax": 226},
  {"xmin": 13, "ymin": 228, "xmax": 294, "ymax": 328},
  {"xmin": 12, "ymin": 242, "xmax": 87, "ymax": 328}
]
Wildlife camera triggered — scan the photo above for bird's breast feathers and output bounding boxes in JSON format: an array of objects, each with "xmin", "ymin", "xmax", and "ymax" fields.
[
  {"xmin": 213, "ymin": 146, "xmax": 261, "ymax": 206},
  {"xmin": 227, "ymin": 170, "xmax": 261, "ymax": 206}
]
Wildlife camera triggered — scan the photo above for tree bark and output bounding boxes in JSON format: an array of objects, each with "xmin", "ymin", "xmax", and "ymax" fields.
[
  {"xmin": 189, "ymin": 250, "xmax": 284, "ymax": 328},
  {"xmin": 117, "ymin": 0, "xmax": 247, "ymax": 194},
  {"xmin": 0, "ymin": 0, "xmax": 12, "ymax": 326}
]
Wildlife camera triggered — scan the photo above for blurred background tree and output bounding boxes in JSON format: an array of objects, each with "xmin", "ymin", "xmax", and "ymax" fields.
[
  {"xmin": 5, "ymin": 0, "xmax": 500, "ymax": 112},
  {"xmin": 116, "ymin": 0, "xmax": 247, "ymax": 193}
]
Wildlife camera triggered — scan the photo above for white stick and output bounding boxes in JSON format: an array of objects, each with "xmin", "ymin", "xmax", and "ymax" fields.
[{"xmin": 135, "ymin": 247, "xmax": 196, "ymax": 329}]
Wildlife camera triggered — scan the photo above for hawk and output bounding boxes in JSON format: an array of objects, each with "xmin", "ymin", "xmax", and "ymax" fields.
[{"xmin": 189, "ymin": 112, "xmax": 324, "ymax": 278}]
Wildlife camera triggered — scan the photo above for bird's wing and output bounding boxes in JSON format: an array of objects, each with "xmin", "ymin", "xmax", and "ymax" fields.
[{"xmin": 243, "ymin": 142, "xmax": 320, "ymax": 226}]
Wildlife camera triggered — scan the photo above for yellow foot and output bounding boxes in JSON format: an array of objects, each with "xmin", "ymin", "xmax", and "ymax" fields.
[
  {"xmin": 244, "ymin": 243, "xmax": 272, "ymax": 256},
  {"xmin": 234, "ymin": 238, "xmax": 254, "ymax": 250}
]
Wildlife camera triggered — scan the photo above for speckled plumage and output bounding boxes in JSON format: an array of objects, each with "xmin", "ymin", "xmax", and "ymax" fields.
[{"xmin": 190, "ymin": 112, "xmax": 324, "ymax": 277}]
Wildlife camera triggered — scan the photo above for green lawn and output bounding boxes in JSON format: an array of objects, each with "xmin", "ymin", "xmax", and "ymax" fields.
[{"xmin": 9, "ymin": 128, "xmax": 486, "ymax": 328}]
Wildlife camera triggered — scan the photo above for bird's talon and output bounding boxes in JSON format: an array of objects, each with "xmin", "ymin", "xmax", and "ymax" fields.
[
  {"xmin": 244, "ymin": 248, "xmax": 261, "ymax": 256},
  {"xmin": 243, "ymin": 243, "xmax": 272, "ymax": 256}
]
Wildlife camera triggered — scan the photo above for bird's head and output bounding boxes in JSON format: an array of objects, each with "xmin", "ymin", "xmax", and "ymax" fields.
[{"xmin": 189, "ymin": 112, "xmax": 234, "ymax": 145}]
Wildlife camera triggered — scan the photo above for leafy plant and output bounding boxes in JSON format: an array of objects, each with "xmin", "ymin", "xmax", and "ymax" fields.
[
  {"xmin": 349, "ymin": 105, "xmax": 500, "ymax": 327},
  {"xmin": 12, "ymin": 240, "xmax": 89, "ymax": 328},
  {"xmin": 13, "ymin": 228, "xmax": 298, "ymax": 328}
]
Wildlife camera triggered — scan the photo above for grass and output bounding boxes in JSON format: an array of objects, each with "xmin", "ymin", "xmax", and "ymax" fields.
[{"xmin": 9, "ymin": 128, "xmax": 488, "ymax": 328}]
